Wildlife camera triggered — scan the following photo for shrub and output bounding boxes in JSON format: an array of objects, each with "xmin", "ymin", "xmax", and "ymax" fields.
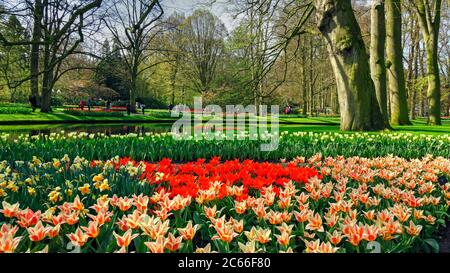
[
  {"xmin": 0, "ymin": 106, "xmax": 31, "ymax": 114},
  {"xmin": 62, "ymin": 110, "xmax": 124, "ymax": 117}
]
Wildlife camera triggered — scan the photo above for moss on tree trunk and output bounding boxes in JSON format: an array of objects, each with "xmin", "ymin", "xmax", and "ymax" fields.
[
  {"xmin": 315, "ymin": 0, "xmax": 385, "ymax": 131},
  {"xmin": 370, "ymin": 0, "xmax": 391, "ymax": 128},
  {"xmin": 386, "ymin": 0, "xmax": 411, "ymax": 125}
]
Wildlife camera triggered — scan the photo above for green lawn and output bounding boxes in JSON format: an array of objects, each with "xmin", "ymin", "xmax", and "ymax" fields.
[{"xmin": 0, "ymin": 104, "xmax": 449, "ymax": 136}]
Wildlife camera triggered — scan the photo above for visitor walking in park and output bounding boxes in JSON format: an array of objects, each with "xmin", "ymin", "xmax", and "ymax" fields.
[
  {"xmin": 141, "ymin": 103, "xmax": 146, "ymax": 115},
  {"xmin": 80, "ymin": 100, "xmax": 85, "ymax": 111},
  {"xmin": 88, "ymin": 97, "xmax": 92, "ymax": 111}
]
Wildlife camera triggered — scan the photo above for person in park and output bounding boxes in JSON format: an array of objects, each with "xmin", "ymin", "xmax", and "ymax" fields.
[
  {"xmin": 80, "ymin": 100, "xmax": 85, "ymax": 111},
  {"xmin": 29, "ymin": 95, "xmax": 38, "ymax": 112},
  {"xmin": 141, "ymin": 103, "xmax": 146, "ymax": 115},
  {"xmin": 126, "ymin": 103, "xmax": 131, "ymax": 116},
  {"xmin": 105, "ymin": 100, "xmax": 111, "ymax": 111},
  {"xmin": 88, "ymin": 97, "xmax": 92, "ymax": 111}
]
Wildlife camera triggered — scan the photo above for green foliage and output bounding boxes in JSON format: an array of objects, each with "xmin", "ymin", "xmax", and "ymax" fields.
[
  {"xmin": 1, "ymin": 131, "xmax": 449, "ymax": 163},
  {"xmin": 0, "ymin": 14, "xmax": 30, "ymax": 102},
  {"xmin": 0, "ymin": 106, "xmax": 31, "ymax": 114},
  {"xmin": 94, "ymin": 39, "xmax": 130, "ymax": 100},
  {"xmin": 62, "ymin": 110, "xmax": 124, "ymax": 117}
]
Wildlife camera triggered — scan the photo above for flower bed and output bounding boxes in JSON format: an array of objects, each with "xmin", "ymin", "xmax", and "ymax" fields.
[
  {"xmin": 1, "ymin": 155, "xmax": 449, "ymax": 253},
  {"xmin": 1, "ymin": 131, "xmax": 450, "ymax": 163}
]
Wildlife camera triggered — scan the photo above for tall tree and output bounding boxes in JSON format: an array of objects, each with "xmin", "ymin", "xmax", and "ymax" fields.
[
  {"xmin": 0, "ymin": 15, "xmax": 30, "ymax": 101},
  {"xmin": 103, "ymin": 0, "xmax": 164, "ymax": 112},
  {"xmin": 412, "ymin": 0, "xmax": 443, "ymax": 125},
  {"xmin": 39, "ymin": 0, "xmax": 103, "ymax": 112},
  {"xmin": 314, "ymin": 0, "xmax": 385, "ymax": 131},
  {"xmin": 29, "ymin": 0, "xmax": 43, "ymax": 102},
  {"xmin": 386, "ymin": 0, "xmax": 411, "ymax": 125},
  {"xmin": 370, "ymin": 0, "xmax": 390, "ymax": 127},
  {"xmin": 182, "ymin": 9, "xmax": 226, "ymax": 97}
]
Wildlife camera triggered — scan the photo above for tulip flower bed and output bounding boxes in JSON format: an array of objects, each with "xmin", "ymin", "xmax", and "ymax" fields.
[
  {"xmin": 1, "ymin": 155, "xmax": 449, "ymax": 253},
  {"xmin": 1, "ymin": 132, "xmax": 450, "ymax": 163}
]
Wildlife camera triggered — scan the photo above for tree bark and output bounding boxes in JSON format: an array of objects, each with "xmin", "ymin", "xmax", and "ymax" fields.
[
  {"xmin": 370, "ymin": 0, "xmax": 391, "ymax": 128},
  {"xmin": 40, "ymin": 43, "xmax": 52, "ymax": 113},
  {"xmin": 413, "ymin": 0, "xmax": 442, "ymax": 125},
  {"xmin": 314, "ymin": 0, "xmax": 385, "ymax": 131},
  {"xmin": 301, "ymin": 45, "xmax": 308, "ymax": 116},
  {"xmin": 386, "ymin": 0, "xmax": 411, "ymax": 125},
  {"xmin": 30, "ymin": 0, "xmax": 42, "ymax": 102}
]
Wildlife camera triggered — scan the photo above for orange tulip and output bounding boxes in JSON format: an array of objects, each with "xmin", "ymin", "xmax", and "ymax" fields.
[
  {"xmin": 71, "ymin": 196, "xmax": 86, "ymax": 213},
  {"xmin": 324, "ymin": 212, "xmax": 339, "ymax": 228},
  {"xmin": 67, "ymin": 228, "xmax": 89, "ymax": 247},
  {"xmin": 238, "ymin": 241, "xmax": 260, "ymax": 253},
  {"xmin": 275, "ymin": 231, "xmax": 293, "ymax": 247},
  {"xmin": 164, "ymin": 233, "xmax": 183, "ymax": 252},
  {"xmin": 305, "ymin": 239, "xmax": 320, "ymax": 253},
  {"xmin": 295, "ymin": 192, "xmax": 309, "ymax": 204},
  {"xmin": 293, "ymin": 209, "xmax": 310, "ymax": 223},
  {"xmin": 406, "ymin": 221, "xmax": 423, "ymax": 237},
  {"xmin": 306, "ymin": 213, "xmax": 324, "ymax": 232},
  {"xmin": 211, "ymin": 217, "xmax": 238, "ymax": 243},
  {"xmin": 27, "ymin": 221, "xmax": 49, "ymax": 242},
  {"xmin": 113, "ymin": 230, "xmax": 139, "ymax": 248},
  {"xmin": 230, "ymin": 218, "xmax": 244, "ymax": 233},
  {"xmin": 195, "ymin": 243, "xmax": 213, "ymax": 253},
  {"xmin": 278, "ymin": 196, "xmax": 291, "ymax": 209},
  {"xmin": 363, "ymin": 225, "xmax": 379, "ymax": 241},
  {"xmin": 153, "ymin": 207, "xmax": 173, "ymax": 221},
  {"xmin": 88, "ymin": 210, "xmax": 113, "ymax": 226},
  {"xmin": 255, "ymin": 227, "xmax": 271, "ymax": 244},
  {"xmin": 266, "ymin": 210, "xmax": 284, "ymax": 225},
  {"xmin": 327, "ymin": 230, "xmax": 344, "ymax": 245},
  {"xmin": 139, "ymin": 216, "xmax": 170, "ymax": 240},
  {"xmin": 133, "ymin": 194, "xmax": 149, "ymax": 212},
  {"xmin": 90, "ymin": 199, "xmax": 110, "ymax": 214},
  {"xmin": 244, "ymin": 227, "xmax": 257, "ymax": 241},
  {"xmin": 145, "ymin": 236, "xmax": 165, "ymax": 253},
  {"xmin": 81, "ymin": 221, "xmax": 100, "ymax": 238},
  {"xmin": 363, "ymin": 210, "xmax": 375, "ymax": 221},
  {"xmin": 16, "ymin": 209, "xmax": 41, "ymax": 228},
  {"xmin": 117, "ymin": 197, "xmax": 134, "ymax": 212},
  {"xmin": 46, "ymin": 224, "xmax": 61, "ymax": 238},
  {"xmin": 177, "ymin": 221, "xmax": 199, "ymax": 241},
  {"xmin": 204, "ymin": 205, "xmax": 218, "ymax": 220},
  {"xmin": 234, "ymin": 200, "xmax": 247, "ymax": 214},
  {"xmin": 124, "ymin": 210, "xmax": 142, "ymax": 230},
  {"xmin": 0, "ymin": 201, "xmax": 20, "ymax": 218},
  {"xmin": 64, "ymin": 212, "xmax": 79, "ymax": 226},
  {"xmin": 252, "ymin": 203, "xmax": 266, "ymax": 220},
  {"xmin": 0, "ymin": 231, "xmax": 22, "ymax": 253},
  {"xmin": 318, "ymin": 242, "xmax": 339, "ymax": 253}
]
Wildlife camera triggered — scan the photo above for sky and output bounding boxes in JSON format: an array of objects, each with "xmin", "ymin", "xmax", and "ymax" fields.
[{"xmin": 161, "ymin": 0, "xmax": 238, "ymax": 31}]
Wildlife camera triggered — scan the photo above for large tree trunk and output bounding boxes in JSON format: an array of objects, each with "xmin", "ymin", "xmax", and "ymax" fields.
[
  {"xmin": 386, "ymin": 0, "xmax": 411, "ymax": 125},
  {"xmin": 301, "ymin": 46, "xmax": 308, "ymax": 116},
  {"xmin": 413, "ymin": 0, "xmax": 442, "ymax": 125},
  {"xmin": 408, "ymin": 16, "xmax": 420, "ymax": 120},
  {"xmin": 170, "ymin": 59, "xmax": 179, "ymax": 105},
  {"xmin": 314, "ymin": 0, "xmax": 385, "ymax": 131},
  {"xmin": 30, "ymin": 0, "xmax": 42, "ymax": 102},
  {"xmin": 370, "ymin": 0, "xmax": 391, "ymax": 128},
  {"xmin": 130, "ymin": 70, "xmax": 138, "ymax": 113},
  {"xmin": 40, "ymin": 43, "xmax": 52, "ymax": 113}
]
